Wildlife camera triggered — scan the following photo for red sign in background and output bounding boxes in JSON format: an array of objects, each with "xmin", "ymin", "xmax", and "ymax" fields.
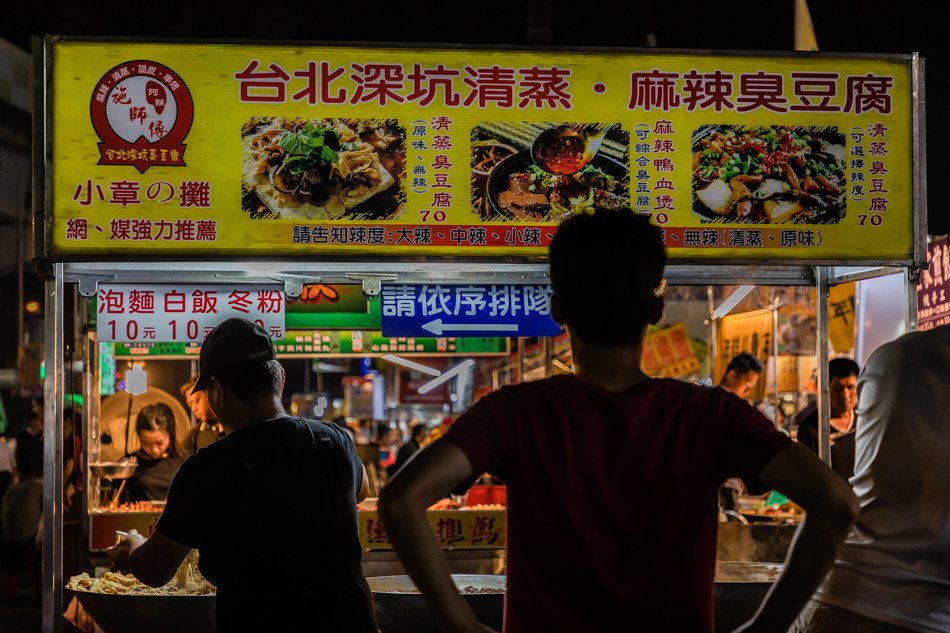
[{"xmin": 917, "ymin": 238, "xmax": 950, "ymax": 331}]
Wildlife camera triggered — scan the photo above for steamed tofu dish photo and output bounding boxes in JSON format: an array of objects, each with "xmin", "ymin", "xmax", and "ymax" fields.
[{"xmin": 692, "ymin": 125, "xmax": 847, "ymax": 224}]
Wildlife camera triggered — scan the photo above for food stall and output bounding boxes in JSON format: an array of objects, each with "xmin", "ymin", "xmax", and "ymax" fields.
[{"xmin": 36, "ymin": 36, "xmax": 924, "ymax": 632}]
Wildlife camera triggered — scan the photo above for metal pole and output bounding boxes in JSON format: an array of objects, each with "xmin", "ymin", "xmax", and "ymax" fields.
[
  {"xmin": 815, "ymin": 267, "xmax": 831, "ymax": 465},
  {"xmin": 516, "ymin": 337, "xmax": 525, "ymax": 384},
  {"xmin": 542, "ymin": 335, "xmax": 552, "ymax": 378},
  {"xmin": 905, "ymin": 268, "xmax": 919, "ymax": 333},
  {"xmin": 16, "ymin": 160, "xmax": 24, "ymax": 348},
  {"xmin": 772, "ymin": 298, "xmax": 780, "ymax": 425},
  {"xmin": 706, "ymin": 285, "xmax": 716, "ymax": 381},
  {"xmin": 43, "ymin": 262, "xmax": 64, "ymax": 633}
]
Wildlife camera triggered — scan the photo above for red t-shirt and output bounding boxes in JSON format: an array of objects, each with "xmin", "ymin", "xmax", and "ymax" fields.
[{"xmin": 444, "ymin": 375, "xmax": 791, "ymax": 633}]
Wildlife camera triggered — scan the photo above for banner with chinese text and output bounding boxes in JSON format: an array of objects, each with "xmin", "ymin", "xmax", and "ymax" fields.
[
  {"xmin": 716, "ymin": 307, "xmax": 773, "ymax": 399},
  {"xmin": 95, "ymin": 283, "xmax": 285, "ymax": 342},
  {"xmin": 917, "ymin": 238, "xmax": 950, "ymax": 331},
  {"xmin": 828, "ymin": 281, "xmax": 856, "ymax": 353},
  {"xmin": 49, "ymin": 40, "xmax": 917, "ymax": 261},
  {"xmin": 641, "ymin": 323, "xmax": 701, "ymax": 377}
]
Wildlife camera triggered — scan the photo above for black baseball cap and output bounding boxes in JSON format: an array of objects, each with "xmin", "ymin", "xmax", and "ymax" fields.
[{"xmin": 190, "ymin": 318, "xmax": 276, "ymax": 394}]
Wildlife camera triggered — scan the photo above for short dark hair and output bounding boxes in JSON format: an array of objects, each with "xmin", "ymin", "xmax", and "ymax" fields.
[
  {"xmin": 214, "ymin": 359, "xmax": 284, "ymax": 402},
  {"xmin": 180, "ymin": 375, "xmax": 199, "ymax": 397},
  {"xmin": 549, "ymin": 209, "xmax": 666, "ymax": 346},
  {"xmin": 135, "ymin": 403, "xmax": 181, "ymax": 458},
  {"xmin": 724, "ymin": 353, "xmax": 763, "ymax": 377},
  {"xmin": 410, "ymin": 423, "xmax": 427, "ymax": 440},
  {"xmin": 829, "ymin": 357, "xmax": 860, "ymax": 379}
]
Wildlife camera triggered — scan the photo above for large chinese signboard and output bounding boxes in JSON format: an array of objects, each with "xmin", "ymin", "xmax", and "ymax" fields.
[
  {"xmin": 47, "ymin": 40, "xmax": 918, "ymax": 262},
  {"xmin": 917, "ymin": 239, "xmax": 950, "ymax": 331}
]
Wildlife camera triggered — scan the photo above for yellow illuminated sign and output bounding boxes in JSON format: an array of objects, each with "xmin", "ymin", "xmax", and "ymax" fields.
[{"xmin": 48, "ymin": 40, "xmax": 916, "ymax": 261}]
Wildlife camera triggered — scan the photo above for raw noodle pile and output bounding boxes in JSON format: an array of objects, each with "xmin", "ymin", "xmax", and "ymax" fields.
[{"xmin": 68, "ymin": 550, "xmax": 215, "ymax": 595}]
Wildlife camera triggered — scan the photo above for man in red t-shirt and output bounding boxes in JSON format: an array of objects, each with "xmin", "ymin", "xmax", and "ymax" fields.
[{"xmin": 379, "ymin": 209, "xmax": 857, "ymax": 633}]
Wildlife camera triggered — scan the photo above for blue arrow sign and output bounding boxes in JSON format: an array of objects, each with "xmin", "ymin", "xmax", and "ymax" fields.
[{"xmin": 379, "ymin": 284, "xmax": 562, "ymax": 338}]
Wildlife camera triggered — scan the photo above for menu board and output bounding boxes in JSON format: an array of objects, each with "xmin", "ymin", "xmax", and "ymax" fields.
[{"xmin": 47, "ymin": 40, "xmax": 918, "ymax": 262}]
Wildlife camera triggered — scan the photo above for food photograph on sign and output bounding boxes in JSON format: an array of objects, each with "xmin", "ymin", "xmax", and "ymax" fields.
[
  {"xmin": 470, "ymin": 121, "xmax": 630, "ymax": 221},
  {"xmin": 691, "ymin": 125, "xmax": 847, "ymax": 224},
  {"xmin": 241, "ymin": 116, "xmax": 407, "ymax": 220}
]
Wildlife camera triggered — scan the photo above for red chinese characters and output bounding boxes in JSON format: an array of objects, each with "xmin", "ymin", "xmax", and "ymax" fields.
[
  {"xmin": 626, "ymin": 69, "xmax": 894, "ymax": 114},
  {"xmin": 234, "ymin": 60, "xmax": 574, "ymax": 109}
]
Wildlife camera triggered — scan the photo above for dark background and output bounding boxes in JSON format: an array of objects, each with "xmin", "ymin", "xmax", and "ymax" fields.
[{"xmin": 3, "ymin": 0, "xmax": 946, "ymax": 234}]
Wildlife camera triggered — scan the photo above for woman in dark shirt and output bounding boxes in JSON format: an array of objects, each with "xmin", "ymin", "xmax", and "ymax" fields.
[{"xmin": 126, "ymin": 403, "xmax": 186, "ymax": 502}]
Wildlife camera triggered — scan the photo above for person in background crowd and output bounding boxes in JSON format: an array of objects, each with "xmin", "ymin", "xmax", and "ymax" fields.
[
  {"xmin": 14, "ymin": 405, "xmax": 42, "ymax": 482},
  {"xmin": 62, "ymin": 409, "xmax": 79, "ymax": 511},
  {"xmin": 717, "ymin": 353, "xmax": 764, "ymax": 512},
  {"xmin": 0, "ymin": 432, "xmax": 14, "ymax": 511},
  {"xmin": 791, "ymin": 325, "xmax": 950, "ymax": 633},
  {"xmin": 376, "ymin": 422, "xmax": 398, "ymax": 474},
  {"xmin": 331, "ymin": 415, "xmax": 355, "ymax": 442},
  {"xmin": 109, "ymin": 318, "xmax": 378, "ymax": 633},
  {"xmin": 795, "ymin": 357, "xmax": 859, "ymax": 482},
  {"xmin": 379, "ymin": 208, "xmax": 857, "ymax": 633},
  {"xmin": 719, "ymin": 352, "xmax": 764, "ymax": 400},
  {"xmin": 389, "ymin": 422, "xmax": 428, "ymax": 477},
  {"xmin": 1, "ymin": 445, "xmax": 43, "ymax": 599},
  {"xmin": 125, "ymin": 403, "xmax": 186, "ymax": 503},
  {"xmin": 181, "ymin": 375, "xmax": 225, "ymax": 455}
]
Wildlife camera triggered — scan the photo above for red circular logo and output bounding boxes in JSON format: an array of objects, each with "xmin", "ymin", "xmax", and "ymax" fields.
[{"xmin": 90, "ymin": 60, "xmax": 194, "ymax": 173}]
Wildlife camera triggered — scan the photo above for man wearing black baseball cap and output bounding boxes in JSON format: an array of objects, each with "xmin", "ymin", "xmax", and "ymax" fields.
[
  {"xmin": 109, "ymin": 317, "xmax": 377, "ymax": 632},
  {"xmin": 189, "ymin": 317, "xmax": 279, "ymax": 395}
]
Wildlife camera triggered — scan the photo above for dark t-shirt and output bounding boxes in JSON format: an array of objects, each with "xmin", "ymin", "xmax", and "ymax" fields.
[
  {"xmin": 125, "ymin": 451, "xmax": 185, "ymax": 502},
  {"xmin": 444, "ymin": 375, "xmax": 792, "ymax": 633},
  {"xmin": 390, "ymin": 438, "xmax": 421, "ymax": 475},
  {"xmin": 796, "ymin": 411, "xmax": 855, "ymax": 482},
  {"xmin": 182, "ymin": 423, "xmax": 225, "ymax": 455},
  {"xmin": 156, "ymin": 416, "xmax": 376, "ymax": 633}
]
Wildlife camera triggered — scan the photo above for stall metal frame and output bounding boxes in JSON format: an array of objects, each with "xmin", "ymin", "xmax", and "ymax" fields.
[{"xmin": 36, "ymin": 37, "xmax": 927, "ymax": 633}]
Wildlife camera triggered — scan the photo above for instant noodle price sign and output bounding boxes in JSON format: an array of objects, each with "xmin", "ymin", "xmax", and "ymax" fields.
[
  {"xmin": 95, "ymin": 283, "xmax": 285, "ymax": 342},
  {"xmin": 47, "ymin": 40, "xmax": 920, "ymax": 263}
]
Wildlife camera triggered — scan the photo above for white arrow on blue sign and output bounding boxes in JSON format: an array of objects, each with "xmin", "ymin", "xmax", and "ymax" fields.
[{"xmin": 380, "ymin": 284, "xmax": 561, "ymax": 338}]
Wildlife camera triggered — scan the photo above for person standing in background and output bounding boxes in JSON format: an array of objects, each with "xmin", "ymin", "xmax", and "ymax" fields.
[
  {"xmin": 791, "ymin": 325, "xmax": 950, "ymax": 632},
  {"xmin": 717, "ymin": 353, "xmax": 764, "ymax": 512},
  {"xmin": 718, "ymin": 353, "xmax": 763, "ymax": 400},
  {"xmin": 388, "ymin": 422, "xmax": 428, "ymax": 476},
  {"xmin": 181, "ymin": 375, "xmax": 225, "ymax": 455},
  {"xmin": 1, "ymin": 446, "xmax": 43, "ymax": 599},
  {"xmin": 795, "ymin": 357, "xmax": 859, "ymax": 482}
]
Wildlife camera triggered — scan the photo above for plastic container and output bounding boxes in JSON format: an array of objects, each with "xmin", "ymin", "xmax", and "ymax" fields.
[
  {"xmin": 489, "ymin": 485, "xmax": 507, "ymax": 506},
  {"xmin": 463, "ymin": 485, "xmax": 491, "ymax": 506}
]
